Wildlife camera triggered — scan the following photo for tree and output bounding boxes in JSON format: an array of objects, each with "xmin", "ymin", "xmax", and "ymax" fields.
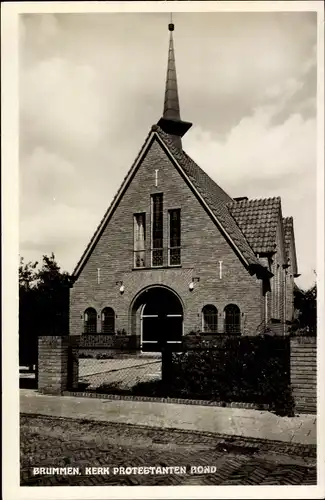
[
  {"xmin": 19, "ymin": 257, "xmax": 38, "ymax": 290},
  {"xmin": 19, "ymin": 258, "xmax": 39, "ymax": 369},
  {"xmin": 34, "ymin": 253, "xmax": 73, "ymax": 336},
  {"xmin": 19, "ymin": 253, "xmax": 73, "ymax": 368},
  {"xmin": 35, "ymin": 253, "xmax": 72, "ymax": 291},
  {"xmin": 292, "ymin": 283, "xmax": 317, "ymax": 334}
]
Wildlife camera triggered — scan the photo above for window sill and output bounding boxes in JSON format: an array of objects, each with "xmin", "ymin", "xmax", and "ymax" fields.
[{"xmin": 132, "ymin": 265, "xmax": 182, "ymax": 271}]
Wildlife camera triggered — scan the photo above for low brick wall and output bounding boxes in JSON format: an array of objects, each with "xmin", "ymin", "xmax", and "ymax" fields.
[
  {"xmin": 38, "ymin": 336, "xmax": 70, "ymax": 395},
  {"xmin": 183, "ymin": 334, "xmax": 244, "ymax": 349},
  {"xmin": 290, "ymin": 336, "xmax": 316, "ymax": 413},
  {"xmin": 37, "ymin": 334, "xmax": 317, "ymax": 415},
  {"xmin": 77, "ymin": 334, "xmax": 139, "ymax": 350}
]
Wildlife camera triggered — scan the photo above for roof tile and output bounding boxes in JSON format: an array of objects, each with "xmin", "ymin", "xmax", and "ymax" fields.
[
  {"xmin": 155, "ymin": 127, "xmax": 263, "ymax": 268},
  {"xmin": 227, "ymin": 197, "xmax": 280, "ymax": 254}
]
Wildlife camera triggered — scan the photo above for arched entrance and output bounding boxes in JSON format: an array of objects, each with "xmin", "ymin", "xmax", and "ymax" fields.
[{"xmin": 131, "ymin": 287, "xmax": 183, "ymax": 352}]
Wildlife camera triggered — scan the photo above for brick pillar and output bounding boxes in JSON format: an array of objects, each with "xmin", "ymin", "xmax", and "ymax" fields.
[
  {"xmin": 67, "ymin": 336, "xmax": 80, "ymax": 390},
  {"xmin": 38, "ymin": 336, "xmax": 70, "ymax": 395},
  {"xmin": 290, "ymin": 336, "xmax": 317, "ymax": 413}
]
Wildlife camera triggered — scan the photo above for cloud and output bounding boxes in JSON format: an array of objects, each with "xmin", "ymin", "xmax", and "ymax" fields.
[
  {"xmin": 20, "ymin": 202, "xmax": 100, "ymax": 272},
  {"xmin": 18, "ymin": 12, "xmax": 317, "ymax": 288},
  {"xmin": 20, "ymin": 57, "xmax": 103, "ymax": 161},
  {"xmin": 183, "ymin": 83, "xmax": 316, "ymax": 290},
  {"xmin": 184, "ymin": 108, "xmax": 316, "ymax": 190},
  {"xmin": 20, "ymin": 147, "xmax": 75, "ymax": 203}
]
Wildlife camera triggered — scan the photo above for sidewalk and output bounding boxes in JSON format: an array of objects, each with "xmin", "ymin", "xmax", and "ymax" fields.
[{"xmin": 20, "ymin": 389, "xmax": 316, "ymax": 445}]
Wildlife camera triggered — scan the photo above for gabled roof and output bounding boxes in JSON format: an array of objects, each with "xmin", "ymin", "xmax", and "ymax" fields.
[
  {"xmin": 227, "ymin": 197, "xmax": 281, "ymax": 254},
  {"xmin": 72, "ymin": 125, "xmax": 269, "ymax": 279},
  {"xmin": 283, "ymin": 216, "xmax": 299, "ymax": 276},
  {"xmin": 154, "ymin": 127, "xmax": 263, "ymax": 270}
]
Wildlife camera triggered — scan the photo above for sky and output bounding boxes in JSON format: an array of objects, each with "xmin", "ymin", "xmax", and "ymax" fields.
[{"xmin": 19, "ymin": 10, "xmax": 317, "ymax": 290}]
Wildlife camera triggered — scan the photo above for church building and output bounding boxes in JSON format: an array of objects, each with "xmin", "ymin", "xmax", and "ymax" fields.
[{"xmin": 69, "ymin": 22, "xmax": 299, "ymax": 349}]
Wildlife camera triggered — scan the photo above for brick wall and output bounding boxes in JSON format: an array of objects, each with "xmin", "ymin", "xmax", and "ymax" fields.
[
  {"xmin": 70, "ymin": 139, "xmax": 264, "ymax": 337},
  {"xmin": 290, "ymin": 336, "xmax": 316, "ymax": 413},
  {"xmin": 78, "ymin": 334, "xmax": 138, "ymax": 349},
  {"xmin": 38, "ymin": 336, "xmax": 70, "ymax": 395}
]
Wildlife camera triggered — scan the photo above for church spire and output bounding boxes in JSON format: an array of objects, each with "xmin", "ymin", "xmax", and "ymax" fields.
[{"xmin": 157, "ymin": 18, "xmax": 192, "ymax": 148}]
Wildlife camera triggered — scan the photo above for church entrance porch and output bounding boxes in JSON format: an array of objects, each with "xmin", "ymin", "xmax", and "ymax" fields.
[{"xmin": 131, "ymin": 286, "xmax": 184, "ymax": 353}]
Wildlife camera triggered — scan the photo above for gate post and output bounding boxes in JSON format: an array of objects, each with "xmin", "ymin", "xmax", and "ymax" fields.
[
  {"xmin": 38, "ymin": 336, "xmax": 70, "ymax": 395},
  {"xmin": 67, "ymin": 336, "xmax": 80, "ymax": 391},
  {"xmin": 290, "ymin": 336, "xmax": 317, "ymax": 413}
]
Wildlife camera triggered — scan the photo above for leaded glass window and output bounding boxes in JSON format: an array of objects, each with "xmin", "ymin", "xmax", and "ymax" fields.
[
  {"xmin": 151, "ymin": 194, "xmax": 163, "ymax": 266},
  {"xmin": 84, "ymin": 307, "xmax": 97, "ymax": 334},
  {"xmin": 224, "ymin": 304, "xmax": 241, "ymax": 334},
  {"xmin": 202, "ymin": 305, "xmax": 218, "ymax": 333},
  {"xmin": 101, "ymin": 307, "xmax": 115, "ymax": 334},
  {"xmin": 169, "ymin": 209, "xmax": 181, "ymax": 266},
  {"xmin": 134, "ymin": 213, "xmax": 146, "ymax": 267}
]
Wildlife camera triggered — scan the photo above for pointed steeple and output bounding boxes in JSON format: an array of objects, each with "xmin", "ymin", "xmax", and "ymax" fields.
[{"xmin": 157, "ymin": 20, "xmax": 192, "ymax": 148}]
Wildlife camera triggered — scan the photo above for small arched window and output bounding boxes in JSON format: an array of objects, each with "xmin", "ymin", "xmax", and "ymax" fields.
[
  {"xmin": 202, "ymin": 305, "xmax": 218, "ymax": 333},
  {"xmin": 101, "ymin": 307, "xmax": 115, "ymax": 334},
  {"xmin": 84, "ymin": 307, "xmax": 97, "ymax": 334},
  {"xmin": 224, "ymin": 304, "xmax": 241, "ymax": 334}
]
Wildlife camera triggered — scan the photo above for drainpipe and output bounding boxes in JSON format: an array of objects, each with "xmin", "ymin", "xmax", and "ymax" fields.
[
  {"xmin": 283, "ymin": 269, "xmax": 287, "ymax": 336},
  {"xmin": 265, "ymin": 290, "xmax": 268, "ymax": 330}
]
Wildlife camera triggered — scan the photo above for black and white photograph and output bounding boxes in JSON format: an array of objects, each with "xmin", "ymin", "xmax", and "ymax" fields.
[{"xmin": 2, "ymin": 1, "xmax": 324, "ymax": 498}]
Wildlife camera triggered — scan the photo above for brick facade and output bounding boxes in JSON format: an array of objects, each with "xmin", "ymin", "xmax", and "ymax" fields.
[{"xmin": 70, "ymin": 139, "xmax": 263, "ymax": 339}]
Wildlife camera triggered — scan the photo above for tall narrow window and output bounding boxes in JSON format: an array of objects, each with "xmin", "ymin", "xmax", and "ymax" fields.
[
  {"xmin": 224, "ymin": 304, "xmax": 241, "ymax": 335},
  {"xmin": 101, "ymin": 307, "xmax": 115, "ymax": 334},
  {"xmin": 169, "ymin": 209, "xmax": 181, "ymax": 266},
  {"xmin": 84, "ymin": 307, "xmax": 97, "ymax": 334},
  {"xmin": 202, "ymin": 305, "xmax": 218, "ymax": 333},
  {"xmin": 134, "ymin": 213, "xmax": 146, "ymax": 268},
  {"xmin": 151, "ymin": 194, "xmax": 163, "ymax": 267}
]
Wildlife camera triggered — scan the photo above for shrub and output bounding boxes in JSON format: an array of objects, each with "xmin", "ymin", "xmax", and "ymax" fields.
[{"xmin": 168, "ymin": 336, "xmax": 293, "ymax": 415}]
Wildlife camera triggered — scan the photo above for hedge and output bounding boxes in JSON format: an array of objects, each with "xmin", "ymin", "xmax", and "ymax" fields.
[{"xmin": 168, "ymin": 335, "xmax": 294, "ymax": 415}]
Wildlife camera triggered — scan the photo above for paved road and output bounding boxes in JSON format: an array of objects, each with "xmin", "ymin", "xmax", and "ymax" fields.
[{"xmin": 20, "ymin": 414, "xmax": 316, "ymax": 486}]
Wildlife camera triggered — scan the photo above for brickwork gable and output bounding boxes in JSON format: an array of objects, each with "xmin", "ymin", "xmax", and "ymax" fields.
[{"xmin": 72, "ymin": 126, "xmax": 270, "ymax": 280}]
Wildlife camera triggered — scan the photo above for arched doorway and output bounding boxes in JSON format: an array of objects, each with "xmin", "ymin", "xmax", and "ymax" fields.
[{"xmin": 131, "ymin": 287, "xmax": 183, "ymax": 352}]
